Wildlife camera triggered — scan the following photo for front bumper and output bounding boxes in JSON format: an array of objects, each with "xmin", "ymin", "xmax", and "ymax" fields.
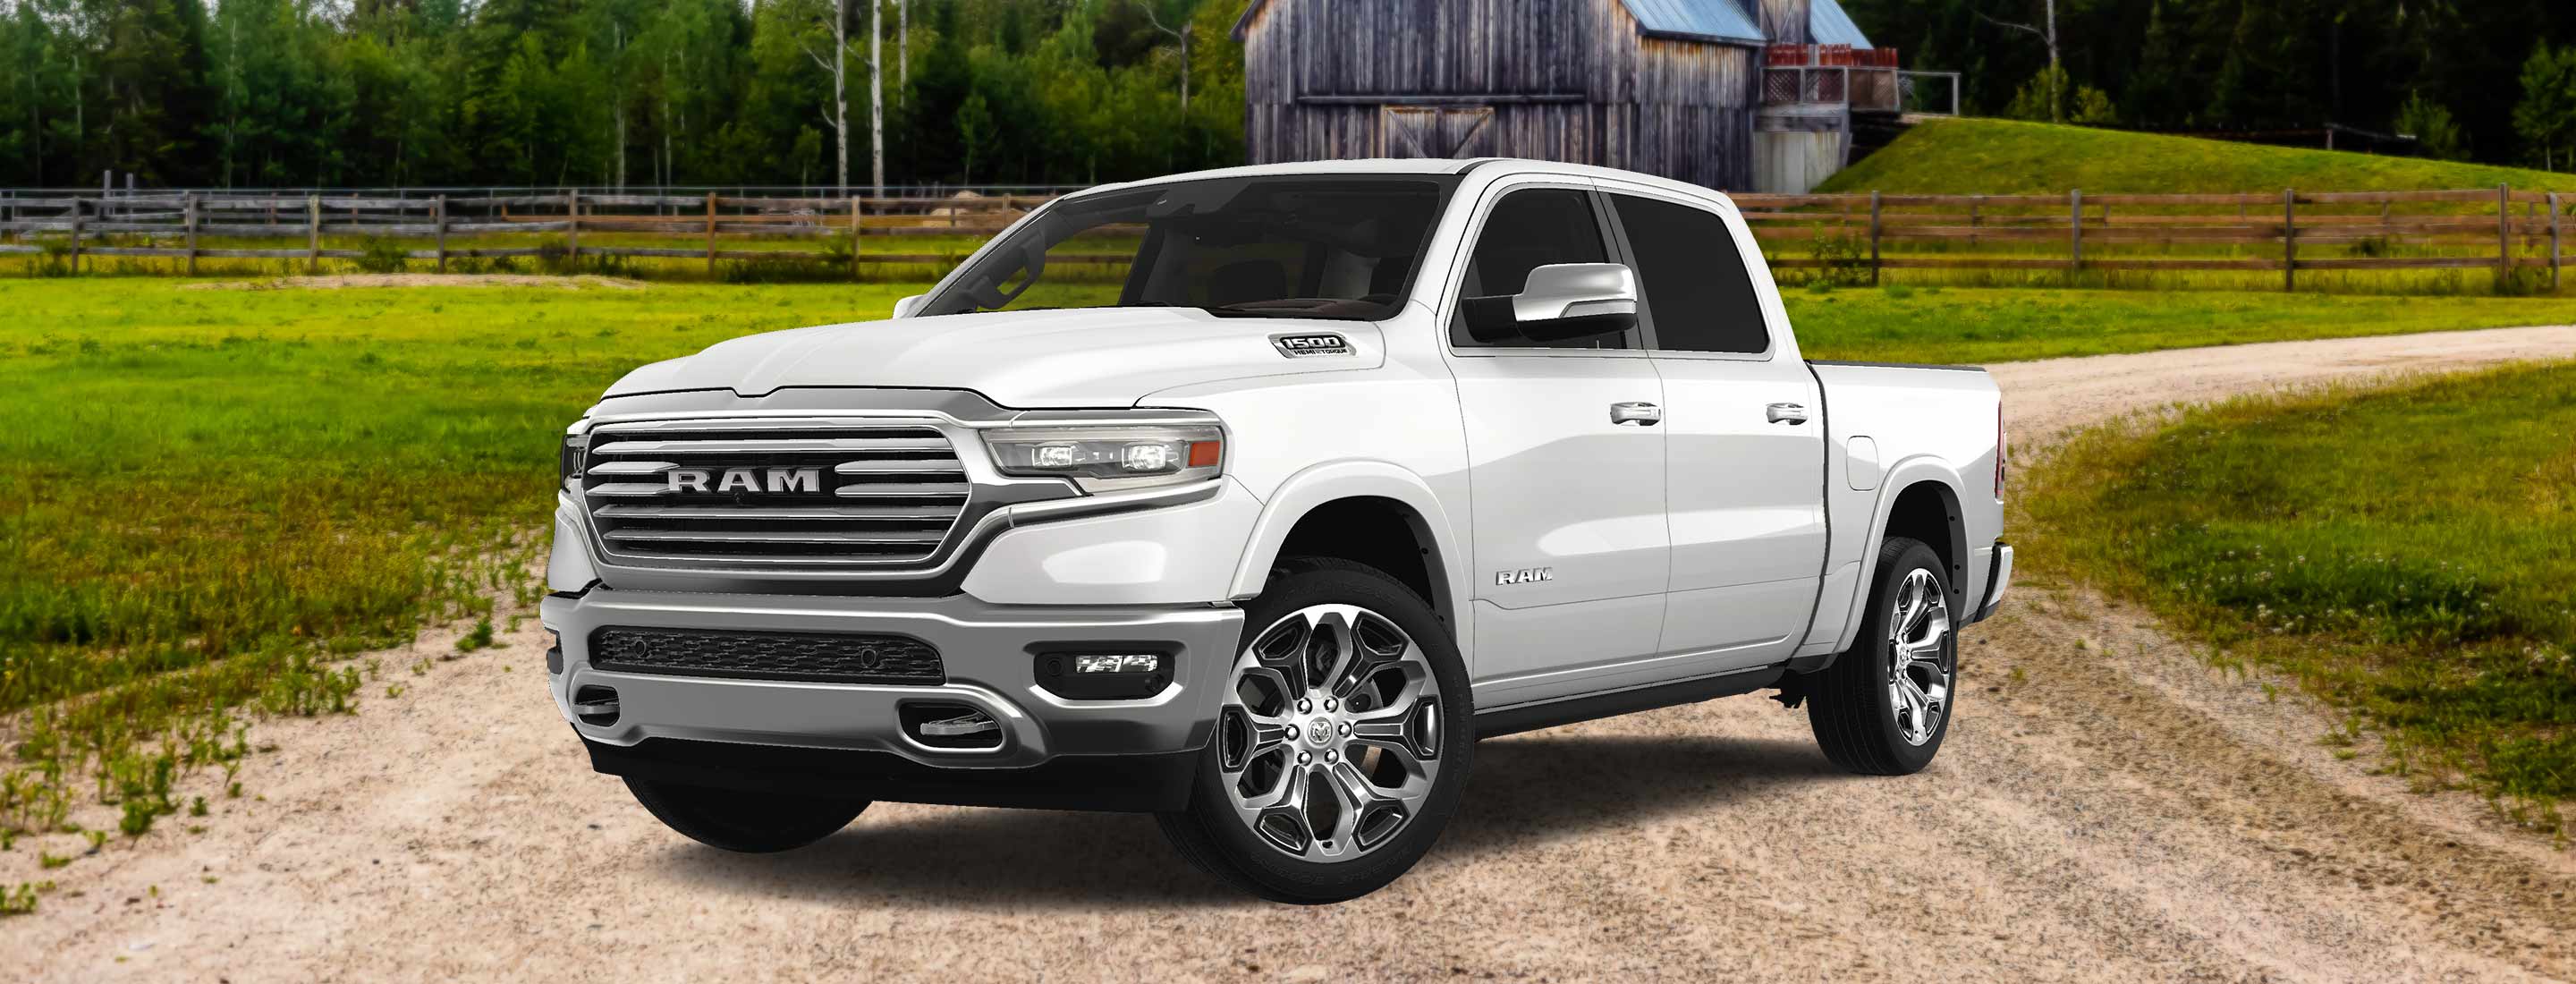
[{"xmin": 539, "ymin": 587, "xmax": 1243, "ymax": 787}]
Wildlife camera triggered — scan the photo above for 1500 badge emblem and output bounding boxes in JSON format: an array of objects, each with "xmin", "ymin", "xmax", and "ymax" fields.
[
  {"xmin": 1272, "ymin": 333, "xmax": 1352, "ymax": 358},
  {"xmin": 1494, "ymin": 567, "xmax": 1555, "ymax": 586}
]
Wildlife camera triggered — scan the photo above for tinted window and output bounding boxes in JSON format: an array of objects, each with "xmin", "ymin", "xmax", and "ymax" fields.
[
  {"xmin": 1609, "ymin": 194, "xmax": 1769, "ymax": 354},
  {"xmin": 1453, "ymin": 188, "xmax": 1624, "ymax": 350},
  {"xmin": 919, "ymin": 177, "xmax": 1453, "ymax": 322}
]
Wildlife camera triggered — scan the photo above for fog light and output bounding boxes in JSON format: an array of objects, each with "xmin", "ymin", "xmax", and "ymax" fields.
[
  {"xmin": 1074, "ymin": 653, "xmax": 1162, "ymax": 674},
  {"xmin": 1035, "ymin": 649, "xmax": 1174, "ymax": 700}
]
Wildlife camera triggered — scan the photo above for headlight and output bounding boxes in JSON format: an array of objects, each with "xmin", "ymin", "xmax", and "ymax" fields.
[
  {"xmin": 559, "ymin": 430, "xmax": 588, "ymax": 488},
  {"xmin": 984, "ymin": 425, "xmax": 1223, "ymax": 493}
]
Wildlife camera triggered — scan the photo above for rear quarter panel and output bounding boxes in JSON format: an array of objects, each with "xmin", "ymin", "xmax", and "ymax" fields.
[{"xmin": 1803, "ymin": 361, "xmax": 2004, "ymax": 657}]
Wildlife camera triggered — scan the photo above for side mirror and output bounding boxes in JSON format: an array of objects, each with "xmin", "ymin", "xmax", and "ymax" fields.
[
  {"xmin": 1462, "ymin": 263, "xmax": 1640, "ymax": 344},
  {"xmin": 890, "ymin": 293, "xmax": 927, "ymax": 318}
]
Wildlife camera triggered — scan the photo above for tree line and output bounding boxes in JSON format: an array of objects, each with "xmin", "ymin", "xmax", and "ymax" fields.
[
  {"xmin": 0, "ymin": 0, "xmax": 1243, "ymax": 191},
  {"xmin": 1849, "ymin": 0, "xmax": 2576, "ymax": 167}
]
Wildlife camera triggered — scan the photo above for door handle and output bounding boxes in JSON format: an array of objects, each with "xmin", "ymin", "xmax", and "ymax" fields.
[
  {"xmin": 1766, "ymin": 403, "xmax": 1809, "ymax": 425},
  {"xmin": 1610, "ymin": 402, "xmax": 1663, "ymax": 426}
]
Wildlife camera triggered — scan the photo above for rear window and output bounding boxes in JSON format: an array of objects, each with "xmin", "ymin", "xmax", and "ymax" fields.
[{"xmin": 1609, "ymin": 194, "xmax": 1769, "ymax": 354}]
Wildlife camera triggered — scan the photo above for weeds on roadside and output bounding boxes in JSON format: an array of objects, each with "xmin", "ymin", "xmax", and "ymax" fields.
[{"xmin": 2026, "ymin": 366, "xmax": 2576, "ymax": 832}]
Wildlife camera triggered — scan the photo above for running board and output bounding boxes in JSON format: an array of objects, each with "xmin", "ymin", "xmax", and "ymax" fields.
[{"xmin": 1471, "ymin": 666, "xmax": 1787, "ymax": 739}]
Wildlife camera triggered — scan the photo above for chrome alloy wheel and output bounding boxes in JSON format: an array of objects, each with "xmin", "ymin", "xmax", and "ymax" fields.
[
  {"xmin": 1216, "ymin": 604, "xmax": 1445, "ymax": 861},
  {"xmin": 1885, "ymin": 568, "xmax": 1954, "ymax": 747}
]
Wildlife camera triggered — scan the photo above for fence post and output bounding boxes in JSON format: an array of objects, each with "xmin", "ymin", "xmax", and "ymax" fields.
[
  {"xmin": 183, "ymin": 192, "xmax": 199, "ymax": 276},
  {"xmin": 2282, "ymin": 189, "xmax": 2297, "ymax": 293},
  {"xmin": 2496, "ymin": 183, "xmax": 2512, "ymax": 290},
  {"xmin": 434, "ymin": 194, "xmax": 448, "ymax": 274},
  {"xmin": 1968, "ymin": 194, "xmax": 1982, "ymax": 249},
  {"xmin": 566, "ymin": 189, "xmax": 580, "ymax": 259},
  {"xmin": 1865, "ymin": 191, "xmax": 1885, "ymax": 285},
  {"xmin": 2070, "ymin": 188, "xmax": 2084, "ymax": 272},
  {"xmin": 704, "ymin": 191, "xmax": 717, "ymax": 276},
  {"xmin": 68, "ymin": 198, "xmax": 82, "ymax": 275},
  {"xmin": 849, "ymin": 196, "xmax": 862, "ymax": 280},
  {"xmin": 307, "ymin": 194, "xmax": 321, "ymax": 274},
  {"xmin": 2550, "ymin": 191, "xmax": 2563, "ymax": 293}
]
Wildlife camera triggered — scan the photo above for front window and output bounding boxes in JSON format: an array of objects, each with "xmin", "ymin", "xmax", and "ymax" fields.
[{"xmin": 919, "ymin": 176, "xmax": 1456, "ymax": 322}]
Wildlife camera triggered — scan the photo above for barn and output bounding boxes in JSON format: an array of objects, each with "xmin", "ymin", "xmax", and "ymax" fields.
[{"xmin": 1233, "ymin": 0, "xmax": 1900, "ymax": 193}]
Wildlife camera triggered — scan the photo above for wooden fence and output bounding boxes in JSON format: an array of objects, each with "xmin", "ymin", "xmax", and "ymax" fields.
[
  {"xmin": 0, "ymin": 191, "xmax": 1059, "ymax": 275},
  {"xmin": 1731, "ymin": 186, "xmax": 2572, "ymax": 291},
  {"xmin": 4, "ymin": 186, "xmax": 2572, "ymax": 292}
]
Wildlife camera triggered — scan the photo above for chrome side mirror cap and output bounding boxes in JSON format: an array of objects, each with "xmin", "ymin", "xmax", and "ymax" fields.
[{"xmin": 1462, "ymin": 263, "xmax": 1640, "ymax": 344}]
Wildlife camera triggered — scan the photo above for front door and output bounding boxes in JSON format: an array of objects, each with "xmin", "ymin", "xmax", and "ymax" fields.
[
  {"xmin": 1442, "ymin": 182, "xmax": 1670, "ymax": 708},
  {"xmin": 1600, "ymin": 184, "xmax": 1830, "ymax": 673}
]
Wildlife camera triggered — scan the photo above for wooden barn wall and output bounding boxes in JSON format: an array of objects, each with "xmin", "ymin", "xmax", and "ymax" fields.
[
  {"xmin": 1758, "ymin": 0, "xmax": 1811, "ymax": 46},
  {"xmin": 1241, "ymin": 0, "xmax": 1758, "ymax": 190},
  {"xmin": 1284, "ymin": 0, "xmax": 1610, "ymax": 98}
]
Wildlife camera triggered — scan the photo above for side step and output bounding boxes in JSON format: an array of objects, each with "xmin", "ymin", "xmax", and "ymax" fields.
[{"xmin": 1472, "ymin": 666, "xmax": 1787, "ymax": 740}]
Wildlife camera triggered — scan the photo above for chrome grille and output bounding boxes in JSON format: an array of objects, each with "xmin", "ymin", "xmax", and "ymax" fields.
[{"xmin": 579, "ymin": 420, "xmax": 969, "ymax": 568}]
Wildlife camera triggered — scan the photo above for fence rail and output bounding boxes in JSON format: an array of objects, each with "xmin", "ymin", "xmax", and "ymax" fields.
[
  {"xmin": 4, "ymin": 186, "xmax": 2570, "ymax": 292},
  {"xmin": 0, "ymin": 191, "xmax": 1061, "ymax": 274},
  {"xmin": 1730, "ymin": 185, "xmax": 2570, "ymax": 291}
]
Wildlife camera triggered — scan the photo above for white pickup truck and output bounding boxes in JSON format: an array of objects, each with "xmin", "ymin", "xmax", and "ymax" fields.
[{"xmin": 541, "ymin": 158, "xmax": 2009, "ymax": 903}]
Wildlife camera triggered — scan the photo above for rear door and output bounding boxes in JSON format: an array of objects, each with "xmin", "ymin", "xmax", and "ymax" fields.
[
  {"xmin": 1440, "ymin": 179, "xmax": 1670, "ymax": 708},
  {"xmin": 1600, "ymin": 183, "xmax": 1829, "ymax": 673}
]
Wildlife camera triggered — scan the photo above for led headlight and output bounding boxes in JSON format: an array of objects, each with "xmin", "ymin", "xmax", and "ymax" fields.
[
  {"xmin": 558, "ymin": 431, "xmax": 589, "ymax": 489},
  {"xmin": 984, "ymin": 425, "xmax": 1223, "ymax": 493}
]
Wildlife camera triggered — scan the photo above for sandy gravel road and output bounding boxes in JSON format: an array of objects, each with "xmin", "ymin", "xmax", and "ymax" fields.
[{"xmin": 8, "ymin": 327, "xmax": 2576, "ymax": 983}]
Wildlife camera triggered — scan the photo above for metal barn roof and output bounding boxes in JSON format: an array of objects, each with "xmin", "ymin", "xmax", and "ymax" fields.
[
  {"xmin": 1618, "ymin": 0, "xmax": 1766, "ymax": 45},
  {"xmin": 1807, "ymin": 0, "xmax": 1876, "ymax": 48}
]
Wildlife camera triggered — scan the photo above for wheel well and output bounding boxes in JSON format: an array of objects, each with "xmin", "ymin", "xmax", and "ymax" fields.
[
  {"xmin": 1883, "ymin": 481, "xmax": 1965, "ymax": 606},
  {"xmin": 1272, "ymin": 497, "xmax": 1448, "ymax": 623}
]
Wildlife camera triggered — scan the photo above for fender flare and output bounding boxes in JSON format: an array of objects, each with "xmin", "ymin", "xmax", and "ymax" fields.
[
  {"xmin": 1829, "ymin": 455, "xmax": 1968, "ymax": 655},
  {"xmin": 1225, "ymin": 461, "xmax": 1467, "ymax": 625}
]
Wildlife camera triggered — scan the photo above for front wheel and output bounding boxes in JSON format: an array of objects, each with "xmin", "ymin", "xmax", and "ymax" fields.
[
  {"xmin": 624, "ymin": 777, "xmax": 869, "ymax": 853},
  {"xmin": 1157, "ymin": 557, "xmax": 1474, "ymax": 903},
  {"xmin": 1805, "ymin": 537, "xmax": 1958, "ymax": 775}
]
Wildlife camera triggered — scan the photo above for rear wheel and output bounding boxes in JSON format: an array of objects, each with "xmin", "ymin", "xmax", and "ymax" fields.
[
  {"xmin": 1157, "ymin": 557, "xmax": 1473, "ymax": 903},
  {"xmin": 624, "ymin": 777, "xmax": 869, "ymax": 853},
  {"xmin": 1806, "ymin": 537, "xmax": 1957, "ymax": 775}
]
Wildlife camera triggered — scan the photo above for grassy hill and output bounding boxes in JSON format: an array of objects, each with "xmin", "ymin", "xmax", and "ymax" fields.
[{"xmin": 1821, "ymin": 117, "xmax": 2576, "ymax": 195}]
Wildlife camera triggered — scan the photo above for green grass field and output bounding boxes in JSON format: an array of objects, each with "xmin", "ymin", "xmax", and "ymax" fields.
[
  {"xmin": 1823, "ymin": 118, "xmax": 2576, "ymax": 196},
  {"xmin": 4, "ymin": 275, "xmax": 2575, "ymax": 841},
  {"xmin": 2027, "ymin": 367, "xmax": 2576, "ymax": 829}
]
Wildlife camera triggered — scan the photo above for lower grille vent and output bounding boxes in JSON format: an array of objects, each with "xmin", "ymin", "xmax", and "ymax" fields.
[{"xmin": 590, "ymin": 627, "xmax": 945, "ymax": 684}]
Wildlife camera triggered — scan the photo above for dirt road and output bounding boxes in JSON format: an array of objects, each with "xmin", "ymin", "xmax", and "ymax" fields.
[{"xmin": 8, "ymin": 327, "xmax": 2576, "ymax": 982}]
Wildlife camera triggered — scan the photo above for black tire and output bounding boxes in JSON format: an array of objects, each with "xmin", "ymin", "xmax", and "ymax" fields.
[
  {"xmin": 1806, "ymin": 537, "xmax": 1958, "ymax": 776},
  {"xmin": 1157, "ymin": 556, "xmax": 1475, "ymax": 904},
  {"xmin": 623, "ymin": 777, "xmax": 869, "ymax": 853}
]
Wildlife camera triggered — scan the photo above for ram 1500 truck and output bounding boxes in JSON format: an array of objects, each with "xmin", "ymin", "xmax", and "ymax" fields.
[{"xmin": 541, "ymin": 158, "xmax": 2010, "ymax": 903}]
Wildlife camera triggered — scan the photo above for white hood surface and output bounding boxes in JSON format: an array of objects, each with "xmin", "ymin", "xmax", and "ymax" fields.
[{"xmin": 604, "ymin": 307, "xmax": 1380, "ymax": 408}]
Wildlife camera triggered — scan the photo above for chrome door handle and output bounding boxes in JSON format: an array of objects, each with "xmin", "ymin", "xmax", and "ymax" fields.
[
  {"xmin": 1610, "ymin": 402, "xmax": 1663, "ymax": 426},
  {"xmin": 1766, "ymin": 403, "xmax": 1809, "ymax": 425}
]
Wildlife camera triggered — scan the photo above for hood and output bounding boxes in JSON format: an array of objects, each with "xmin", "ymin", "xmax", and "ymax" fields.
[{"xmin": 603, "ymin": 307, "xmax": 1384, "ymax": 408}]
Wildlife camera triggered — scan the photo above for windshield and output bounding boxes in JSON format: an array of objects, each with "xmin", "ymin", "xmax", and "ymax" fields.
[{"xmin": 918, "ymin": 176, "xmax": 1456, "ymax": 321}]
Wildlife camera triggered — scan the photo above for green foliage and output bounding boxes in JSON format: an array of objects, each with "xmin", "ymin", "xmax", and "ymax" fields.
[
  {"xmin": 2513, "ymin": 43, "xmax": 2576, "ymax": 169},
  {"xmin": 2003, "ymin": 64, "xmax": 2069, "ymax": 124},
  {"xmin": 2028, "ymin": 367, "xmax": 2576, "ymax": 827},
  {"xmin": 0, "ymin": 0, "xmax": 1243, "ymax": 189},
  {"xmin": 355, "ymin": 238, "xmax": 410, "ymax": 274},
  {"xmin": 1841, "ymin": 0, "xmax": 2576, "ymax": 167},
  {"xmin": 2396, "ymin": 93, "xmax": 2471, "ymax": 163},
  {"xmin": 1822, "ymin": 118, "xmax": 2576, "ymax": 196},
  {"xmin": 1802, "ymin": 229, "xmax": 1872, "ymax": 288}
]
